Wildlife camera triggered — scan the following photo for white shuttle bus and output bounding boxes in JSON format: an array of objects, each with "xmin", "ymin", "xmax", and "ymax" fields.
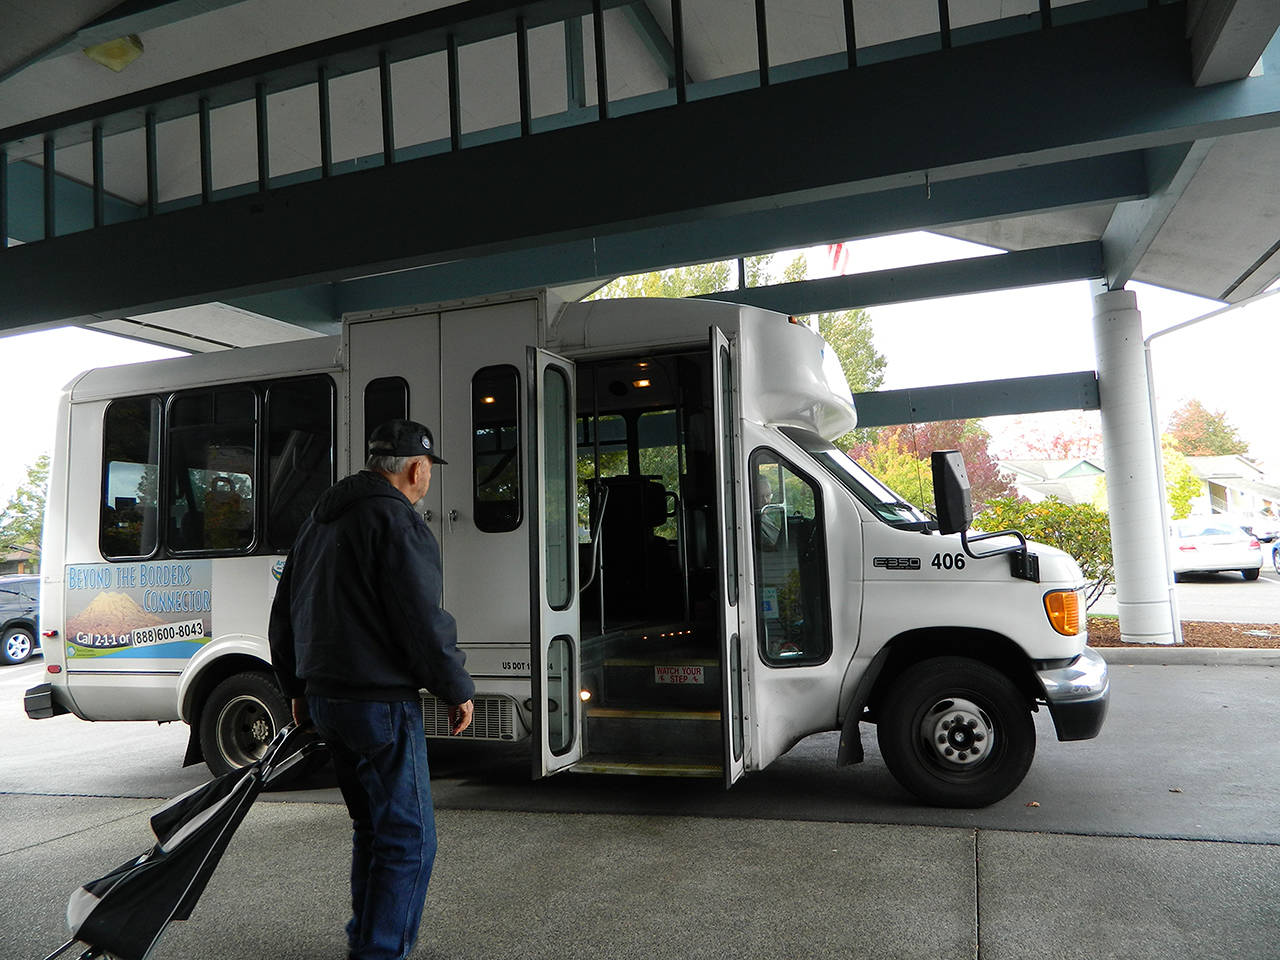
[{"xmin": 26, "ymin": 290, "xmax": 1108, "ymax": 807}]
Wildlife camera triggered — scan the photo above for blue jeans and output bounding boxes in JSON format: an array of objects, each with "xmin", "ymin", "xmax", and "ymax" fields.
[{"xmin": 308, "ymin": 697, "xmax": 437, "ymax": 960}]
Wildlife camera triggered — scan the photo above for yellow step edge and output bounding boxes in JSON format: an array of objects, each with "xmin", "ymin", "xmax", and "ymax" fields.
[
  {"xmin": 588, "ymin": 706, "xmax": 721, "ymax": 721},
  {"xmin": 571, "ymin": 760, "xmax": 723, "ymax": 778}
]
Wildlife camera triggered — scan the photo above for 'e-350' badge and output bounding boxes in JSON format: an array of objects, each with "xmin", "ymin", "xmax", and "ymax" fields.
[{"xmin": 873, "ymin": 557, "xmax": 921, "ymax": 571}]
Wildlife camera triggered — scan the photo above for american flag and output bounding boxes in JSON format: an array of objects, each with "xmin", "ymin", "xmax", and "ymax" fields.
[{"xmin": 828, "ymin": 242, "xmax": 850, "ymax": 275}]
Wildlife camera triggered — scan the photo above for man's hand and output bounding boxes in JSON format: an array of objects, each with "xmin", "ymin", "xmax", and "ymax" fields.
[
  {"xmin": 449, "ymin": 699, "xmax": 474, "ymax": 735},
  {"xmin": 292, "ymin": 697, "xmax": 313, "ymax": 729}
]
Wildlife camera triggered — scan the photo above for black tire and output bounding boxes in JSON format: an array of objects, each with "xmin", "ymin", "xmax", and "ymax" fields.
[
  {"xmin": 876, "ymin": 657, "xmax": 1035, "ymax": 808},
  {"xmin": 2, "ymin": 626, "xmax": 35, "ymax": 665},
  {"xmin": 198, "ymin": 671, "xmax": 291, "ymax": 777},
  {"xmin": 1273, "ymin": 548, "xmax": 1280, "ymax": 575},
  {"xmin": 1242, "ymin": 567, "xmax": 1260, "ymax": 581},
  {"xmin": 1173, "ymin": 572, "xmax": 1184, "ymax": 583}
]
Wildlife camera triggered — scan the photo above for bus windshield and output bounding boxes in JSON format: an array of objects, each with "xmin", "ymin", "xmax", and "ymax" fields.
[{"xmin": 781, "ymin": 427, "xmax": 934, "ymax": 530}]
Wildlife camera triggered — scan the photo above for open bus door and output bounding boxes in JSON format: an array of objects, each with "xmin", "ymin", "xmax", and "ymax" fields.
[
  {"xmin": 530, "ymin": 348, "xmax": 584, "ymax": 777},
  {"xmin": 711, "ymin": 327, "xmax": 748, "ymax": 786}
]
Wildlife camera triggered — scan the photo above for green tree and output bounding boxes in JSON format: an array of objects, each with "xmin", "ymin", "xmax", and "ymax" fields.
[
  {"xmin": 589, "ymin": 260, "xmax": 733, "ymax": 300},
  {"xmin": 975, "ymin": 495, "xmax": 1114, "ymax": 594},
  {"xmin": 1166, "ymin": 398, "xmax": 1249, "ymax": 457},
  {"xmin": 0, "ymin": 455, "xmax": 50, "ymax": 569},
  {"xmin": 1161, "ymin": 438, "xmax": 1200, "ymax": 520},
  {"xmin": 848, "ymin": 435, "xmax": 935, "ymax": 511}
]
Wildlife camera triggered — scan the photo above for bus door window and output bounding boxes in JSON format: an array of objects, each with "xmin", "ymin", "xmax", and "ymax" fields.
[
  {"xmin": 750, "ymin": 450, "xmax": 831, "ymax": 666},
  {"xmin": 266, "ymin": 377, "xmax": 335, "ymax": 551},
  {"xmin": 100, "ymin": 396, "xmax": 161, "ymax": 560},
  {"xmin": 363, "ymin": 376, "xmax": 408, "ymax": 461},
  {"xmin": 472, "ymin": 366, "xmax": 522, "ymax": 534},
  {"xmin": 168, "ymin": 387, "xmax": 257, "ymax": 553}
]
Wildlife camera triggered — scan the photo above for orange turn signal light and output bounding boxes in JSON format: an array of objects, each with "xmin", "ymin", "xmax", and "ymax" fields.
[{"xmin": 1044, "ymin": 590, "xmax": 1081, "ymax": 636}]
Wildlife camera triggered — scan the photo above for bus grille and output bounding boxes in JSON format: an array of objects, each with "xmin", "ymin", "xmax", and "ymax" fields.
[{"xmin": 421, "ymin": 694, "xmax": 517, "ymax": 741}]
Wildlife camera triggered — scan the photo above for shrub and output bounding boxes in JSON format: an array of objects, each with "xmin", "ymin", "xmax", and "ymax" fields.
[{"xmin": 974, "ymin": 496, "xmax": 1113, "ymax": 600}]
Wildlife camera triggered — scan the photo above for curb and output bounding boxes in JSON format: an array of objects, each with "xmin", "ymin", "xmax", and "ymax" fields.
[{"xmin": 1095, "ymin": 646, "xmax": 1280, "ymax": 667}]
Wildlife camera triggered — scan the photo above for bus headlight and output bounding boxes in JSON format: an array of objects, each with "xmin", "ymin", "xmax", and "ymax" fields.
[{"xmin": 1043, "ymin": 589, "xmax": 1081, "ymax": 636}]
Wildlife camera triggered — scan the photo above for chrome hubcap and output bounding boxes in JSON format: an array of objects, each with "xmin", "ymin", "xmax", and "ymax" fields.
[
  {"xmin": 923, "ymin": 697, "xmax": 993, "ymax": 767},
  {"xmin": 216, "ymin": 695, "xmax": 274, "ymax": 767}
]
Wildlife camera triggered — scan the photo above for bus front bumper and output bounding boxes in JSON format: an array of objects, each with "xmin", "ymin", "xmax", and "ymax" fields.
[{"xmin": 1037, "ymin": 647, "xmax": 1109, "ymax": 742}]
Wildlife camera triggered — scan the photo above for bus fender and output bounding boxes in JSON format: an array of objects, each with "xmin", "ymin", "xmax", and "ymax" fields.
[
  {"xmin": 837, "ymin": 646, "xmax": 893, "ymax": 766},
  {"xmin": 175, "ymin": 633, "xmax": 272, "ymax": 724}
]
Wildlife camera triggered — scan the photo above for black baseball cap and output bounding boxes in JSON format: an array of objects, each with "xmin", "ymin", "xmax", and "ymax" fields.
[{"xmin": 368, "ymin": 419, "xmax": 448, "ymax": 464}]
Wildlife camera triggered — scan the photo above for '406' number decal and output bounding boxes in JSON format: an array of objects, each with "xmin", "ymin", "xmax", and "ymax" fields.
[{"xmin": 931, "ymin": 552, "xmax": 966, "ymax": 571}]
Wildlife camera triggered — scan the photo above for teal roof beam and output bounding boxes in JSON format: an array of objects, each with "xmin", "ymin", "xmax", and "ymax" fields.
[
  {"xmin": 698, "ymin": 242, "xmax": 1104, "ymax": 314},
  {"xmin": 328, "ymin": 157, "xmax": 1138, "ymax": 318},
  {"xmin": 853, "ymin": 371, "xmax": 1101, "ymax": 428}
]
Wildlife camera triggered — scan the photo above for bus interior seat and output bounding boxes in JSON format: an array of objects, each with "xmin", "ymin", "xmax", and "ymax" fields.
[{"xmin": 597, "ymin": 475, "xmax": 682, "ymax": 621}]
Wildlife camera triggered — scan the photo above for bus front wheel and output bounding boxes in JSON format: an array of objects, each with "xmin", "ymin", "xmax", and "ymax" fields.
[
  {"xmin": 876, "ymin": 657, "xmax": 1034, "ymax": 808},
  {"xmin": 199, "ymin": 671, "xmax": 291, "ymax": 777}
]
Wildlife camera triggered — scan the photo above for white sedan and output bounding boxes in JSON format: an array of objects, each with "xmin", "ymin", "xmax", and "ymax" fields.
[{"xmin": 1169, "ymin": 519, "xmax": 1263, "ymax": 581}]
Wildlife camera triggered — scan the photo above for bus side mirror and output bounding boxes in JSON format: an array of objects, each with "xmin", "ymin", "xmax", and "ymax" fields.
[{"xmin": 931, "ymin": 450, "xmax": 972, "ymax": 535}]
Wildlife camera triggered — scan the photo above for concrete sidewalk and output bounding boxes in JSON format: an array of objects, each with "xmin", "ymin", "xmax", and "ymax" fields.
[{"xmin": 3, "ymin": 794, "xmax": 1277, "ymax": 960}]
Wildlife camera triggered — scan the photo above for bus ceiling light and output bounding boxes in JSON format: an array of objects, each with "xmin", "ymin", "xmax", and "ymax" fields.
[
  {"xmin": 1044, "ymin": 590, "xmax": 1081, "ymax": 636},
  {"xmin": 632, "ymin": 379, "xmax": 651, "ymax": 388},
  {"xmin": 579, "ymin": 689, "xmax": 592, "ymax": 702},
  {"xmin": 481, "ymin": 396, "xmax": 495, "ymax": 404}
]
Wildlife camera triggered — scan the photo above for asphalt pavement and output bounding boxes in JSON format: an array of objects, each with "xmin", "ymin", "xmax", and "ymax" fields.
[{"xmin": 2, "ymin": 653, "xmax": 1278, "ymax": 960}]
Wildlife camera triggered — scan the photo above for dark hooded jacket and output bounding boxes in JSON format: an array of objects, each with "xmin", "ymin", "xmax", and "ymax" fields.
[{"xmin": 268, "ymin": 470, "xmax": 474, "ymax": 705}]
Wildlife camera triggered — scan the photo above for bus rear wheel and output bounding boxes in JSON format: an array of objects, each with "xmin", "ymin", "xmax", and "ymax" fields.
[
  {"xmin": 876, "ymin": 657, "xmax": 1034, "ymax": 808},
  {"xmin": 199, "ymin": 671, "xmax": 291, "ymax": 777}
]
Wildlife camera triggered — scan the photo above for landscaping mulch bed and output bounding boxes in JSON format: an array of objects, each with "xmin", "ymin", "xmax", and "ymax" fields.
[{"xmin": 1087, "ymin": 615, "xmax": 1280, "ymax": 649}]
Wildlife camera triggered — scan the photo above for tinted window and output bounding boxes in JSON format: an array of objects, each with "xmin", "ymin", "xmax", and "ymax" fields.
[
  {"xmin": 364, "ymin": 377, "xmax": 408, "ymax": 460},
  {"xmin": 100, "ymin": 396, "xmax": 161, "ymax": 559},
  {"xmin": 167, "ymin": 387, "xmax": 257, "ymax": 553},
  {"xmin": 543, "ymin": 366, "xmax": 573, "ymax": 609},
  {"xmin": 266, "ymin": 377, "xmax": 334, "ymax": 550},
  {"xmin": 472, "ymin": 366, "xmax": 522, "ymax": 533}
]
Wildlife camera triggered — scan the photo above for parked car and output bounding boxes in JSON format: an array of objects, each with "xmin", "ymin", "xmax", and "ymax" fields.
[
  {"xmin": 1271, "ymin": 541, "xmax": 1280, "ymax": 576},
  {"xmin": 1169, "ymin": 519, "xmax": 1263, "ymax": 581},
  {"xmin": 1213, "ymin": 512, "xmax": 1280, "ymax": 543},
  {"xmin": 0, "ymin": 574, "xmax": 42, "ymax": 665}
]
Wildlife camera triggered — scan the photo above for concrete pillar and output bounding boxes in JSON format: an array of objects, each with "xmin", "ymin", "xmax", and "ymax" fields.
[{"xmin": 1093, "ymin": 288, "xmax": 1177, "ymax": 644}]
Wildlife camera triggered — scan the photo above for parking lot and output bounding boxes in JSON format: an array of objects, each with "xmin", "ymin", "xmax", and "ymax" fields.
[{"xmin": 1089, "ymin": 565, "xmax": 1280, "ymax": 624}]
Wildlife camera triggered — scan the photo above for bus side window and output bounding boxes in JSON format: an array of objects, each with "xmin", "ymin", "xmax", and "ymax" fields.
[
  {"xmin": 266, "ymin": 377, "xmax": 335, "ymax": 551},
  {"xmin": 100, "ymin": 396, "xmax": 161, "ymax": 560},
  {"xmin": 168, "ymin": 387, "xmax": 257, "ymax": 553},
  {"xmin": 750, "ymin": 450, "xmax": 831, "ymax": 666}
]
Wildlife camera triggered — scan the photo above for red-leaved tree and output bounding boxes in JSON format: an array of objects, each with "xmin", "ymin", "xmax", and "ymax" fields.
[{"xmin": 851, "ymin": 419, "xmax": 1015, "ymax": 513}]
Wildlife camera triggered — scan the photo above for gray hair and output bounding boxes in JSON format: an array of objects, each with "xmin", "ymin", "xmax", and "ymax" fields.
[{"xmin": 366, "ymin": 454, "xmax": 417, "ymax": 475}]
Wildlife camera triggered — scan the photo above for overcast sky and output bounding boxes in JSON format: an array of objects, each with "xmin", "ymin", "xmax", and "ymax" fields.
[{"xmin": 1, "ymin": 231, "xmax": 1276, "ymax": 506}]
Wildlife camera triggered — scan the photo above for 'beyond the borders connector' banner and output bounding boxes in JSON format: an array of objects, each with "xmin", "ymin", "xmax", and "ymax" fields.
[{"xmin": 64, "ymin": 561, "xmax": 213, "ymax": 661}]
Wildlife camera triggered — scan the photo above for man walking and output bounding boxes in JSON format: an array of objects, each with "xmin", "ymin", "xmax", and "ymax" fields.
[{"xmin": 269, "ymin": 418, "xmax": 474, "ymax": 960}]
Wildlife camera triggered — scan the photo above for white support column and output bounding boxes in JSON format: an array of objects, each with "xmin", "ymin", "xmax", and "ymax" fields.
[{"xmin": 1093, "ymin": 288, "xmax": 1177, "ymax": 644}]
